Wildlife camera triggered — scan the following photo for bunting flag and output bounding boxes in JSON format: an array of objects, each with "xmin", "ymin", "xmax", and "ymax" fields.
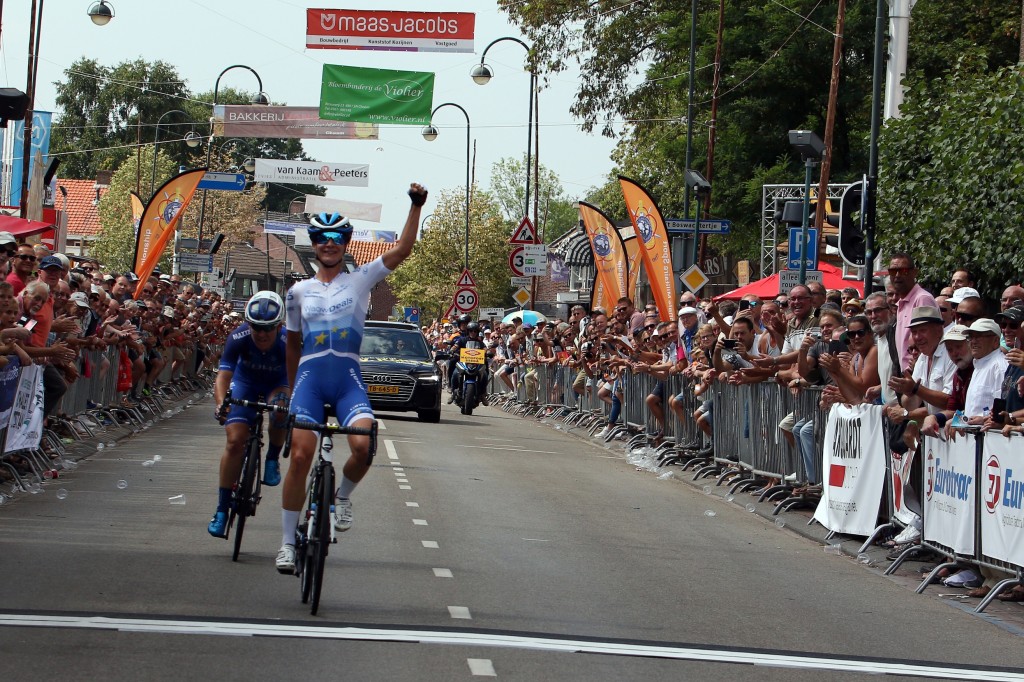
[
  {"xmin": 619, "ymin": 176, "xmax": 677, "ymax": 320},
  {"xmin": 622, "ymin": 235, "xmax": 642, "ymax": 304},
  {"xmin": 579, "ymin": 201, "xmax": 628, "ymax": 309},
  {"xmin": 133, "ymin": 169, "xmax": 206, "ymax": 295}
]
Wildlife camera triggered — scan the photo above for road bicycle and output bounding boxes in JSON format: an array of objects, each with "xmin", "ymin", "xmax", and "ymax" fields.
[
  {"xmin": 286, "ymin": 414, "xmax": 377, "ymax": 615},
  {"xmin": 217, "ymin": 393, "xmax": 289, "ymax": 561}
]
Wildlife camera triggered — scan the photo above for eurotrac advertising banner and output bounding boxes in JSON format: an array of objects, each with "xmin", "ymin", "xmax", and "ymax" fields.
[
  {"xmin": 320, "ymin": 64, "xmax": 434, "ymax": 126},
  {"xmin": 254, "ymin": 159, "xmax": 369, "ymax": 187},
  {"xmin": 9, "ymin": 111, "xmax": 52, "ymax": 207},
  {"xmin": 4, "ymin": 364, "xmax": 44, "ymax": 453},
  {"xmin": 980, "ymin": 433, "xmax": 1024, "ymax": 567},
  {"xmin": 307, "ymin": 9, "xmax": 475, "ymax": 53},
  {"xmin": 212, "ymin": 105, "xmax": 378, "ymax": 140},
  {"xmin": 922, "ymin": 434, "xmax": 976, "ymax": 555},
  {"xmin": 579, "ymin": 201, "xmax": 627, "ymax": 306},
  {"xmin": 812, "ymin": 403, "xmax": 887, "ymax": 535},
  {"xmin": 619, "ymin": 176, "xmax": 677, "ymax": 321}
]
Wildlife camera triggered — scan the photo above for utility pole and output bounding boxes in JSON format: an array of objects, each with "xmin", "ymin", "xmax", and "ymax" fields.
[
  {"xmin": 814, "ymin": 0, "xmax": 846, "ymax": 232},
  {"xmin": 700, "ymin": 0, "xmax": 726, "ymax": 267}
]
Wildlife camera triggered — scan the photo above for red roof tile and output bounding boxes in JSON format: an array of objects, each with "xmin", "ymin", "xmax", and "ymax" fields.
[
  {"xmin": 57, "ymin": 179, "xmax": 107, "ymax": 237},
  {"xmin": 347, "ymin": 240, "xmax": 395, "ymax": 266}
]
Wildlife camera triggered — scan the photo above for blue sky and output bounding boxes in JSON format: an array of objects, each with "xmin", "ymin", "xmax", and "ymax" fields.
[{"xmin": 0, "ymin": 0, "xmax": 619, "ymax": 231}]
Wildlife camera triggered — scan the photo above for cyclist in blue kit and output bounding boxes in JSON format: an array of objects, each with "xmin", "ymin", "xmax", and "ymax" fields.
[
  {"xmin": 275, "ymin": 182, "xmax": 427, "ymax": 574},
  {"xmin": 208, "ymin": 291, "xmax": 290, "ymax": 538}
]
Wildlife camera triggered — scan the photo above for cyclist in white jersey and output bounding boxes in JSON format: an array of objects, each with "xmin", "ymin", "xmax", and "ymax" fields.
[{"xmin": 275, "ymin": 183, "xmax": 427, "ymax": 574}]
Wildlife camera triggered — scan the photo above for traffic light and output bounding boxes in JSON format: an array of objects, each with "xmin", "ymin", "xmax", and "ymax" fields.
[{"xmin": 826, "ymin": 181, "xmax": 865, "ymax": 266}]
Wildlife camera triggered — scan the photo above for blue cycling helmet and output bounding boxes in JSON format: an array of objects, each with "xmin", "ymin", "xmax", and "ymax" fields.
[
  {"xmin": 307, "ymin": 212, "xmax": 353, "ymax": 240},
  {"xmin": 244, "ymin": 291, "xmax": 285, "ymax": 326}
]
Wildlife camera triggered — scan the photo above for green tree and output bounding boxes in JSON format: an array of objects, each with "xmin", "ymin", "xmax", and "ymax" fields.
[
  {"xmin": 877, "ymin": 64, "xmax": 1024, "ymax": 295},
  {"xmin": 488, "ymin": 155, "xmax": 577, "ymax": 242},
  {"xmin": 390, "ymin": 187, "xmax": 512, "ymax": 317}
]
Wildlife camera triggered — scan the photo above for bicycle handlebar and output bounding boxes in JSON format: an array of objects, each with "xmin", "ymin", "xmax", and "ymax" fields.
[
  {"xmin": 291, "ymin": 419, "xmax": 376, "ymax": 437},
  {"xmin": 224, "ymin": 396, "xmax": 290, "ymax": 413}
]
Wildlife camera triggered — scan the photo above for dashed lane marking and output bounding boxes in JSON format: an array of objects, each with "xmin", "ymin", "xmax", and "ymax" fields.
[
  {"xmin": 413, "ymin": 519, "xmax": 428, "ymax": 526},
  {"xmin": 399, "ymin": 485, "xmax": 411, "ymax": 490},
  {"xmin": 384, "ymin": 440, "xmax": 398, "ymax": 460},
  {"xmin": 421, "ymin": 541, "xmax": 439, "ymax": 548},
  {"xmin": 0, "ymin": 612, "xmax": 1018, "ymax": 680},
  {"xmin": 456, "ymin": 445, "xmax": 560, "ymax": 455},
  {"xmin": 448, "ymin": 606, "xmax": 472, "ymax": 620},
  {"xmin": 467, "ymin": 659, "xmax": 496, "ymax": 677},
  {"xmin": 405, "ymin": 502, "xmax": 420, "ymax": 508},
  {"xmin": 433, "ymin": 568, "xmax": 453, "ymax": 578}
]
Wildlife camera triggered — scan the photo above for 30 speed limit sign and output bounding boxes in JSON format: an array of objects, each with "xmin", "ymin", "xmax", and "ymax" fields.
[
  {"xmin": 509, "ymin": 246, "xmax": 526, "ymax": 277},
  {"xmin": 453, "ymin": 287, "xmax": 478, "ymax": 313}
]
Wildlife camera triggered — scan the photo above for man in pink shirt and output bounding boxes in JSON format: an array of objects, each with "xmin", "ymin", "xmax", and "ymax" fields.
[{"xmin": 890, "ymin": 252, "xmax": 936, "ymax": 371}]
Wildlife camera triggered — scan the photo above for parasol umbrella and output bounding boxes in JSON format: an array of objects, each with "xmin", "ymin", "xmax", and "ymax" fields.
[{"xmin": 502, "ymin": 310, "xmax": 547, "ymax": 326}]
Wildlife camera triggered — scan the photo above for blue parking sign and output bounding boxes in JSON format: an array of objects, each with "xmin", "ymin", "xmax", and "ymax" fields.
[{"xmin": 788, "ymin": 227, "xmax": 819, "ymax": 271}]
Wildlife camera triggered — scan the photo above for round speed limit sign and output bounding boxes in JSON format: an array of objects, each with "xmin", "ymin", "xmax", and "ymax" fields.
[{"xmin": 453, "ymin": 287, "xmax": 478, "ymax": 313}]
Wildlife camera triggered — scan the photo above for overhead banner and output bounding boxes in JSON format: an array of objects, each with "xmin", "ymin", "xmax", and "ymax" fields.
[
  {"xmin": 980, "ymin": 434, "xmax": 1024, "ymax": 567},
  {"xmin": 306, "ymin": 9, "xmax": 475, "ymax": 53},
  {"xmin": 320, "ymin": 64, "xmax": 434, "ymax": 126},
  {"xmin": 812, "ymin": 403, "xmax": 887, "ymax": 536},
  {"xmin": 579, "ymin": 201, "xmax": 627, "ymax": 307},
  {"xmin": 254, "ymin": 159, "xmax": 369, "ymax": 187},
  {"xmin": 133, "ymin": 169, "xmax": 206, "ymax": 292},
  {"xmin": 923, "ymin": 434, "xmax": 976, "ymax": 555},
  {"xmin": 619, "ymin": 176, "xmax": 677, "ymax": 320},
  {"xmin": 9, "ymin": 111, "xmax": 52, "ymax": 208},
  {"xmin": 303, "ymin": 194, "xmax": 382, "ymax": 222},
  {"xmin": 212, "ymin": 105, "xmax": 378, "ymax": 140}
]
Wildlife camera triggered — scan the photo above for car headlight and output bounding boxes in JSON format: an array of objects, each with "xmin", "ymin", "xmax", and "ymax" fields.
[{"xmin": 417, "ymin": 374, "xmax": 441, "ymax": 383}]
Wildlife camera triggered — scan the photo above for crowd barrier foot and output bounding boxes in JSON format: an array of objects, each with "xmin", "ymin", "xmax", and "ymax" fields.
[
  {"xmin": 2, "ymin": 460, "xmax": 29, "ymax": 492},
  {"xmin": 729, "ymin": 476, "xmax": 763, "ymax": 495},
  {"xmin": 774, "ymin": 494, "xmax": 818, "ymax": 515},
  {"xmin": 759, "ymin": 484, "xmax": 791, "ymax": 503},
  {"xmin": 976, "ymin": 575, "xmax": 1024, "ymax": 613},
  {"xmin": 915, "ymin": 561, "xmax": 960, "ymax": 595},
  {"xmin": 692, "ymin": 464, "xmax": 720, "ymax": 480},
  {"xmin": 857, "ymin": 522, "xmax": 895, "ymax": 554},
  {"xmin": 680, "ymin": 453, "xmax": 711, "ymax": 471},
  {"xmin": 883, "ymin": 543, "xmax": 924, "ymax": 575}
]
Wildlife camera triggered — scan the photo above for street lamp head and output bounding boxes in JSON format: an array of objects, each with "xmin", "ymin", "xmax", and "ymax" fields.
[
  {"xmin": 243, "ymin": 157, "xmax": 256, "ymax": 173},
  {"xmin": 183, "ymin": 131, "xmax": 202, "ymax": 148},
  {"xmin": 421, "ymin": 125, "xmax": 439, "ymax": 142},
  {"xmin": 251, "ymin": 91, "xmax": 270, "ymax": 106},
  {"xmin": 788, "ymin": 129, "xmax": 825, "ymax": 161},
  {"xmin": 87, "ymin": 0, "xmax": 114, "ymax": 25},
  {"xmin": 470, "ymin": 63, "xmax": 494, "ymax": 85}
]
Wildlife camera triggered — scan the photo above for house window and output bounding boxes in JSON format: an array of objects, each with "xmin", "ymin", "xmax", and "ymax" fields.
[{"xmin": 568, "ymin": 264, "xmax": 593, "ymax": 293}]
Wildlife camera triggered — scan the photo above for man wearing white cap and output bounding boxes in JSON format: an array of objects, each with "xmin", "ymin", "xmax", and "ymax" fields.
[
  {"xmin": 918, "ymin": 325, "xmax": 973, "ymax": 437},
  {"xmin": 964, "ymin": 318, "xmax": 1008, "ymax": 424},
  {"xmin": 885, "ymin": 306, "xmax": 955, "ymax": 427}
]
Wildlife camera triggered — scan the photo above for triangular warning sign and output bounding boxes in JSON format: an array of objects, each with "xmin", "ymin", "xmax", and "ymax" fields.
[
  {"xmin": 456, "ymin": 269, "xmax": 476, "ymax": 288},
  {"xmin": 443, "ymin": 302, "xmax": 457, "ymax": 321},
  {"xmin": 510, "ymin": 216, "xmax": 537, "ymax": 244}
]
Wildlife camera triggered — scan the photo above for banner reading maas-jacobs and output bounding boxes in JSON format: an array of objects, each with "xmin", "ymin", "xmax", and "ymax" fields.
[
  {"xmin": 619, "ymin": 176, "xmax": 676, "ymax": 319},
  {"xmin": 320, "ymin": 64, "xmax": 434, "ymax": 126},
  {"xmin": 579, "ymin": 201, "xmax": 627, "ymax": 308},
  {"xmin": 133, "ymin": 169, "xmax": 206, "ymax": 292}
]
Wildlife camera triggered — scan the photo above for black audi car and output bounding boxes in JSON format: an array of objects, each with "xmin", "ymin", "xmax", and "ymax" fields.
[{"xmin": 359, "ymin": 321, "xmax": 442, "ymax": 422}]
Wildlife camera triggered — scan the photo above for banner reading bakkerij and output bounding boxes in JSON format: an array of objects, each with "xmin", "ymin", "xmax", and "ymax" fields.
[{"xmin": 320, "ymin": 64, "xmax": 434, "ymax": 126}]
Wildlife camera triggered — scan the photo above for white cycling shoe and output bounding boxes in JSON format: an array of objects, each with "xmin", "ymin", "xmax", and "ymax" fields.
[{"xmin": 333, "ymin": 498, "xmax": 353, "ymax": 532}]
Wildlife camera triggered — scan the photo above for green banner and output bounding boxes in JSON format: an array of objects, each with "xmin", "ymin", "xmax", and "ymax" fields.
[{"xmin": 320, "ymin": 64, "xmax": 434, "ymax": 126}]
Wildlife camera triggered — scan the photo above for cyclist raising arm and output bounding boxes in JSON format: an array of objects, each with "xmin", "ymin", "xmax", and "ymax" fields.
[
  {"xmin": 209, "ymin": 291, "xmax": 290, "ymax": 538},
  {"xmin": 277, "ymin": 183, "xmax": 427, "ymax": 573}
]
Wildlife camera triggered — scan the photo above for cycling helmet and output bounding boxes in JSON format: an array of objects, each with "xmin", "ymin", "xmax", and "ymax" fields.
[
  {"xmin": 307, "ymin": 212, "xmax": 353, "ymax": 242},
  {"xmin": 467, "ymin": 322, "xmax": 480, "ymax": 334},
  {"xmin": 244, "ymin": 291, "xmax": 285, "ymax": 327}
]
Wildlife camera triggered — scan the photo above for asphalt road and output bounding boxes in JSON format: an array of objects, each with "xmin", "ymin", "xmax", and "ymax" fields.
[{"xmin": 1, "ymin": 396, "xmax": 1023, "ymax": 681}]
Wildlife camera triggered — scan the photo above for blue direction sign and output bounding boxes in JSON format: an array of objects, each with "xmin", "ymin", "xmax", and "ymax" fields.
[
  {"xmin": 787, "ymin": 227, "xmax": 819, "ymax": 271},
  {"xmin": 665, "ymin": 219, "xmax": 732, "ymax": 235},
  {"xmin": 197, "ymin": 172, "xmax": 247, "ymax": 192},
  {"xmin": 178, "ymin": 253, "xmax": 214, "ymax": 273}
]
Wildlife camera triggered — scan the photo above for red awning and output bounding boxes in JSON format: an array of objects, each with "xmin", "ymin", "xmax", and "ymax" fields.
[
  {"xmin": 0, "ymin": 213, "xmax": 55, "ymax": 238},
  {"xmin": 713, "ymin": 262, "xmax": 864, "ymax": 301}
]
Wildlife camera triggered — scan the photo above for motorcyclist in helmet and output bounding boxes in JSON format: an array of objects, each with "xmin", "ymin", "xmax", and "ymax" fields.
[
  {"xmin": 445, "ymin": 314, "xmax": 473, "ymax": 401},
  {"xmin": 448, "ymin": 321, "xmax": 490, "ymax": 405}
]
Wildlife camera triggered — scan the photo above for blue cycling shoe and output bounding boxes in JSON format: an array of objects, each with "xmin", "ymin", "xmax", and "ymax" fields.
[
  {"xmin": 263, "ymin": 459, "xmax": 281, "ymax": 486},
  {"xmin": 208, "ymin": 511, "xmax": 228, "ymax": 538}
]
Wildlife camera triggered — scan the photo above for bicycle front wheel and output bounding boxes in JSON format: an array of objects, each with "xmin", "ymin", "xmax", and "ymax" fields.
[
  {"xmin": 232, "ymin": 440, "xmax": 261, "ymax": 562},
  {"xmin": 309, "ymin": 463, "xmax": 334, "ymax": 615}
]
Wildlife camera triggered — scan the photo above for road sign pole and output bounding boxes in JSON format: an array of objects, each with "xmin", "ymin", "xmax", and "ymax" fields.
[{"xmin": 799, "ymin": 157, "xmax": 814, "ymax": 286}]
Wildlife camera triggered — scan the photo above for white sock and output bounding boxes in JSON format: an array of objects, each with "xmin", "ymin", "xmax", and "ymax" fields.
[
  {"xmin": 281, "ymin": 509, "xmax": 300, "ymax": 547},
  {"xmin": 336, "ymin": 475, "xmax": 357, "ymax": 500}
]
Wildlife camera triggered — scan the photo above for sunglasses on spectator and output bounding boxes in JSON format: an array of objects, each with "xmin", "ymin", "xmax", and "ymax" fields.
[
  {"xmin": 888, "ymin": 266, "xmax": 913, "ymax": 274},
  {"xmin": 310, "ymin": 230, "xmax": 351, "ymax": 245},
  {"xmin": 938, "ymin": 307, "xmax": 951, "ymax": 313},
  {"xmin": 956, "ymin": 312, "xmax": 978, "ymax": 322},
  {"xmin": 1000, "ymin": 320, "xmax": 1017, "ymax": 329},
  {"xmin": 777, "ymin": 302, "xmax": 789, "ymax": 308},
  {"xmin": 142, "ymin": 287, "xmax": 154, "ymax": 294},
  {"xmin": 16, "ymin": 254, "xmax": 36, "ymax": 262},
  {"xmin": 846, "ymin": 328, "xmax": 869, "ymax": 338},
  {"xmin": 644, "ymin": 324, "xmax": 657, "ymax": 330},
  {"xmin": 0, "ymin": 249, "xmax": 14, "ymax": 257},
  {"xmin": 788, "ymin": 295, "xmax": 810, "ymax": 302}
]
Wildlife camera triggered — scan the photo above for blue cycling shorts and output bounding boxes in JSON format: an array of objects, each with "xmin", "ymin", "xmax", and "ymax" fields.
[
  {"xmin": 289, "ymin": 358, "xmax": 374, "ymax": 427},
  {"xmin": 225, "ymin": 380, "xmax": 290, "ymax": 428}
]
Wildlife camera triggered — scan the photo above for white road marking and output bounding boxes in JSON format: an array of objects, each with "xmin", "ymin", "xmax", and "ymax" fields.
[
  {"xmin": 474, "ymin": 437, "xmax": 515, "ymax": 441},
  {"xmin": 377, "ymin": 421, "xmax": 386, "ymax": 430},
  {"xmin": 0, "ymin": 614, "xmax": 1017, "ymax": 680},
  {"xmin": 399, "ymin": 485, "xmax": 411, "ymax": 490},
  {"xmin": 448, "ymin": 606, "xmax": 472, "ymax": 620},
  {"xmin": 405, "ymin": 502, "xmax": 420, "ymax": 508},
  {"xmin": 397, "ymin": 478, "xmax": 409, "ymax": 483},
  {"xmin": 413, "ymin": 519, "xmax": 428, "ymax": 526},
  {"xmin": 421, "ymin": 540, "xmax": 439, "ymax": 548},
  {"xmin": 392, "ymin": 466, "xmax": 403, "ymax": 471},
  {"xmin": 384, "ymin": 440, "xmax": 398, "ymax": 460},
  {"xmin": 467, "ymin": 659, "xmax": 496, "ymax": 677},
  {"xmin": 457, "ymin": 445, "xmax": 560, "ymax": 455},
  {"xmin": 433, "ymin": 568, "xmax": 453, "ymax": 578},
  {"xmin": 522, "ymin": 538, "xmax": 550, "ymax": 542}
]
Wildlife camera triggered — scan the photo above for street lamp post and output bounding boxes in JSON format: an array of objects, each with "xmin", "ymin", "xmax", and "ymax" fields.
[
  {"xmin": 151, "ymin": 109, "xmax": 201, "ymax": 198},
  {"xmin": 470, "ymin": 37, "xmax": 535, "ymax": 221},
  {"xmin": 788, "ymin": 130, "xmax": 825, "ymax": 286},
  {"xmin": 196, "ymin": 65, "xmax": 268, "ymax": 247},
  {"xmin": 421, "ymin": 103, "xmax": 471, "ymax": 272}
]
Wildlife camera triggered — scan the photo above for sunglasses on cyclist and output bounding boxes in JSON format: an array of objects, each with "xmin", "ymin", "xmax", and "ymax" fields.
[
  {"xmin": 309, "ymin": 230, "xmax": 351, "ymax": 245},
  {"xmin": 250, "ymin": 323, "xmax": 278, "ymax": 333}
]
